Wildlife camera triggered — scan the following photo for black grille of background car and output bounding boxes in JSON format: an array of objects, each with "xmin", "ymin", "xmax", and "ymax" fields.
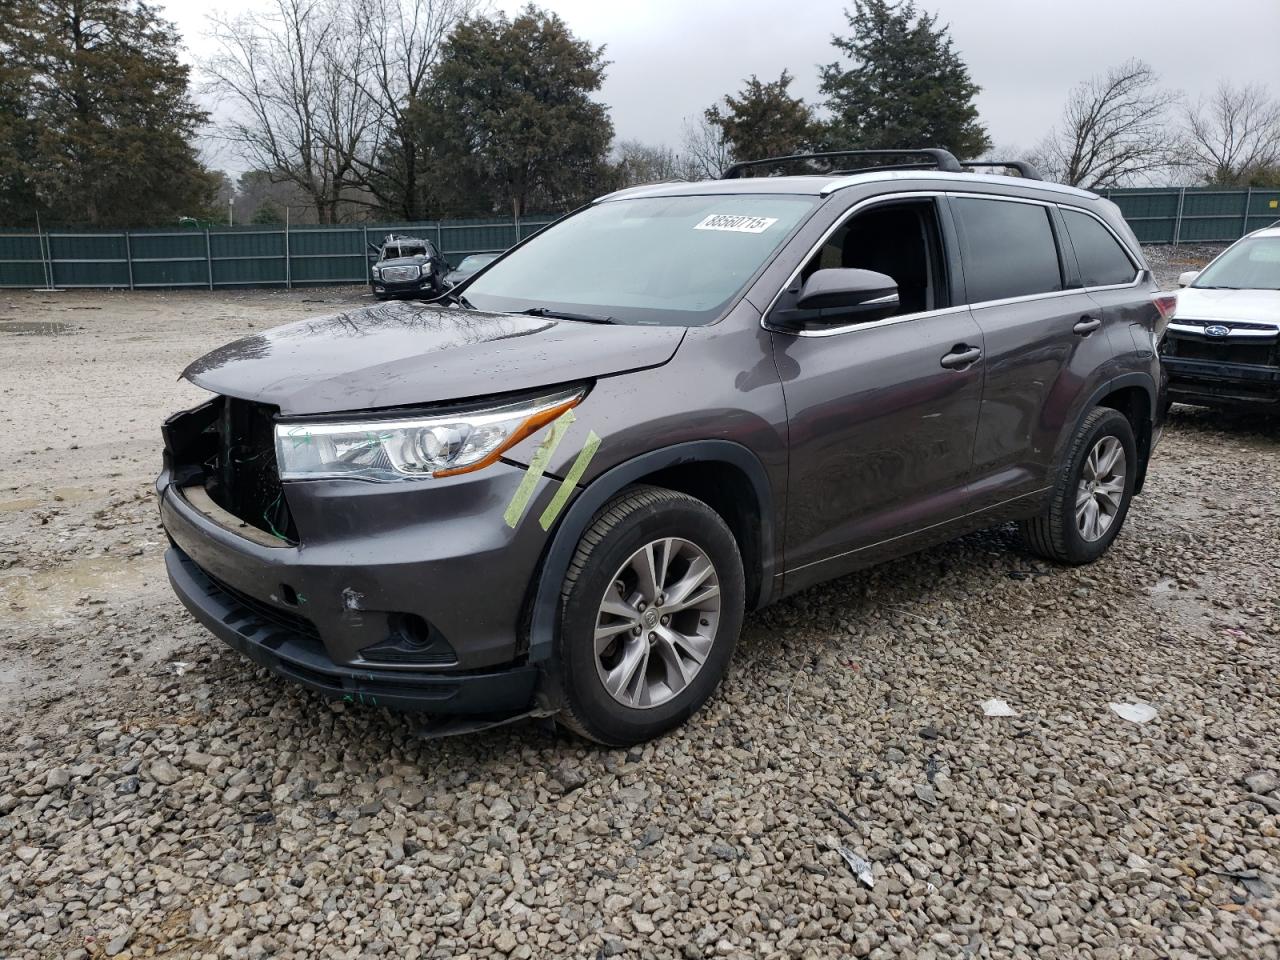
[
  {"xmin": 206, "ymin": 397, "xmax": 299, "ymax": 542},
  {"xmin": 1162, "ymin": 335, "xmax": 1277, "ymax": 368}
]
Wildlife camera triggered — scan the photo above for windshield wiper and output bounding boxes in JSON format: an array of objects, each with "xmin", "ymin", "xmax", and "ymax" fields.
[{"xmin": 518, "ymin": 306, "xmax": 616, "ymax": 324}]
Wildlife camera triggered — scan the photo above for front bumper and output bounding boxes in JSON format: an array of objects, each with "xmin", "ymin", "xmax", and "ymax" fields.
[
  {"xmin": 371, "ymin": 277, "xmax": 437, "ymax": 298},
  {"xmin": 1163, "ymin": 356, "xmax": 1280, "ymax": 408},
  {"xmin": 158, "ymin": 458, "xmax": 571, "ymax": 712},
  {"xmin": 166, "ymin": 548, "xmax": 538, "ymax": 713}
]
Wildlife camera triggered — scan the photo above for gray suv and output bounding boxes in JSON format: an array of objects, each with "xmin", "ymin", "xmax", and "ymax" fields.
[{"xmin": 158, "ymin": 149, "xmax": 1167, "ymax": 745}]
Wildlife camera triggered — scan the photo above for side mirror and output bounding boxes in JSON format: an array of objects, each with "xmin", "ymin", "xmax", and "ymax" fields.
[
  {"xmin": 1178, "ymin": 270, "xmax": 1199, "ymax": 288},
  {"xmin": 796, "ymin": 268, "xmax": 899, "ymax": 321}
]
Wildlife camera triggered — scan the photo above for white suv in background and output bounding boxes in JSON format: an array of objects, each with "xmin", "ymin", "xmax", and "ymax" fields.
[{"xmin": 1161, "ymin": 225, "xmax": 1280, "ymax": 410}]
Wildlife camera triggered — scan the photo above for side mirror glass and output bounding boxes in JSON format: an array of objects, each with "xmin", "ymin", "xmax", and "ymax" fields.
[{"xmin": 1177, "ymin": 270, "xmax": 1199, "ymax": 288}]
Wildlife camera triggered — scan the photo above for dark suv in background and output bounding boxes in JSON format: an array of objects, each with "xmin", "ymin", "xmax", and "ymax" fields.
[
  {"xmin": 159, "ymin": 149, "xmax": 1167, "ymax": 745},
  {"xmin": 369, "ymin": 234, "xmax": 448, "ymax": 300}
]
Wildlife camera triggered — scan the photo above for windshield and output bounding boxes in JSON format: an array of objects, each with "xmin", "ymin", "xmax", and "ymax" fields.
[
  {"xmin": 384, "ymin": 244, "xmax": 426, "ymax": 259},
  {"xmin": 1194, "ymin": 236, "xmax": 1280, "ymax": 290},
  {"xmin": 463, "ymin": 194, "xmax": 818, "ymax": 325},
  {"xmin": 459, "ymin": 254, "xmax": 498, "ymax": 270}
]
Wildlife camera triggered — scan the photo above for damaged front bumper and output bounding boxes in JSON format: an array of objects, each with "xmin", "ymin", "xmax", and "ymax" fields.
[
  {"xmin": 157, "ymin": 458, "xmax": 564, "ymax": 715},
  {"xmin": 165, "ymin": 547, "xmax": 538, "ymax": 713}
]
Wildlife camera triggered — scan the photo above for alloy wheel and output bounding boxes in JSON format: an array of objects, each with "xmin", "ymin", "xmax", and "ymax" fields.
[
  {"xmin": 1076, "ymin": 435, "xmax": 1127, "ymax": 542},
  {"xmin": 593, "ymin": 537, "xmax": 721, "ymax": 709}
]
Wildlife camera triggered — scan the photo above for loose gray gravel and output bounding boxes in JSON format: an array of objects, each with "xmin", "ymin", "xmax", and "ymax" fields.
[{"xmin": 2, "ymin": 257, "xmax": 1278, "ymax": 959}]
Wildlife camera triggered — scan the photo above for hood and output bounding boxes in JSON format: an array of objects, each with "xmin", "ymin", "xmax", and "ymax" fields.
[
  {"xmin": 1174, "ymin": 287, "xmax": 1280, "ymax": 325},
  {"xmin": 182, "ymin": 301, "xmax": 686, "ymax": 415}
]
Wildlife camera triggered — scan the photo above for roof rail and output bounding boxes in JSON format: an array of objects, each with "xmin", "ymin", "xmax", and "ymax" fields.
[
  {"xmin": 961, "ymin": 159, "xmax": 1043, "ymax": 181},
  {"xmin": 721, "ymin": 148, "xmax": 964, "ymax": 179}
]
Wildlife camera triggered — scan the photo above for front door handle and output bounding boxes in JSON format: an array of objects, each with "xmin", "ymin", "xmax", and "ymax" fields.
[
  {"xmin": 940, "ymin": 345, "xmax": 982, "ymax": 369},
  {"xmin": 1074, "ymin": 316, "xmax": 1102, "ymax": 336}
]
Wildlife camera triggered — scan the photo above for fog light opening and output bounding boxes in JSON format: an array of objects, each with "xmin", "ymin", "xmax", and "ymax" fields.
[{"xmin": 392, "ymin": 612, "xmax": 433, "ymax": 649}]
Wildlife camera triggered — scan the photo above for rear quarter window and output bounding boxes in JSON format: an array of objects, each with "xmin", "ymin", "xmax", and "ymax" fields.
[
  {"xmin": 952, "ymin": 197, "xmax": 1063, "ymax": 303},
  {"xmin": 1061, "ymin": 208, "xmax": 1138, "ymax": 287}
]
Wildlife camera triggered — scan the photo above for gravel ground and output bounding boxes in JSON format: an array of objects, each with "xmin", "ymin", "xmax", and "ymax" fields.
[{"xmin": 2, "ymin": 248, "xmax": 1279, "ymax": 960}]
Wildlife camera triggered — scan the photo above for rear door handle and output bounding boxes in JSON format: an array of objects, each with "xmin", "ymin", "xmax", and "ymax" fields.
[
  {"xmin": 1074, "ymin": 316, "xmax": 1102, "ymax": 336},
  {"xmin": 940, "ymin": 345, "xmax": 982, "ymax": 369}
]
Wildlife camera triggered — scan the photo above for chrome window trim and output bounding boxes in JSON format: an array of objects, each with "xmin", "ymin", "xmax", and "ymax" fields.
[
  {"xmin": 761, "ymin": 191, "xmax": 957, "ymax": 339},
  {"xmin": 762, "ymin": 189, "xmax": 1152, "ymax": 340},
  {"xmin": 946, "ymin": 191, "xmax": 1144, "ymax": 295},
  {"xmin": 1053, "ymin": 201, "xmax": 1144, "ymax": 287}
]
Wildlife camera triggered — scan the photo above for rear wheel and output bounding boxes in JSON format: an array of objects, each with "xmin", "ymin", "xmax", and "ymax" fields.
[
  {"xmin": 1020, "ymin": 407, "xmax": 1137, "ymax": 564},
  {"xmin": 557, "ymin": 485, "xmax": 744, "ymax": 745}
]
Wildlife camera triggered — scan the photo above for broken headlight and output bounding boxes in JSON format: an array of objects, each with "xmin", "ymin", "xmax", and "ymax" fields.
[{"xmin": 274, "ymin": 388, "xmax": 583, "ymax": 481}]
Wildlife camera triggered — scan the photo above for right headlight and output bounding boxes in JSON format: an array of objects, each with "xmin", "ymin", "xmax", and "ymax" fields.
[
  {"xmin": 275, "ymin": 387, "xmax": 584, "ymax": 481},
  {"xmin": 371, "ymin": 266, "xmax": 382, "ymax": 279}
]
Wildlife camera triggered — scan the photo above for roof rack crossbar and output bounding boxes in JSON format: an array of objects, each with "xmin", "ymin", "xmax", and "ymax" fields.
[
  {"xmin": 960, "ymin": 160, "xmax": 1043, "ymax": 181},
  {"xmin": 722, "ymin": 148, "xmax": 964, "ymax": 179}
]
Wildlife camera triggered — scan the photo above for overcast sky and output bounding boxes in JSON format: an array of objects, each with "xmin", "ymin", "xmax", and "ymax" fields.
[{"xmin": 169, "ymin": 0, "xmax": 1280, "ymax": 172}]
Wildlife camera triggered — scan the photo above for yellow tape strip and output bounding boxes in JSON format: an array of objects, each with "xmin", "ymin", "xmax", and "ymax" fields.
[
  {"xmin": 503, "ymin": 410, "xmax": 575, "ymax": 528},
  {"xmin": 539, "ymin": 430, "xmax": 601, "ymax": 531}
]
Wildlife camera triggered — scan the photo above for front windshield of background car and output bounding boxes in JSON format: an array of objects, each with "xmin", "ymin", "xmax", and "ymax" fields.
[
  {"xmin": 462, "ymin": 194, "xmax": 819, "ymax": 325},
  {"xmin": 1194, "ymin": 236, "xmax": 1280, "ymax": 291},
  {"xmin": 461, "ymin": 254, "xmax": 498, "ymax": 270}
]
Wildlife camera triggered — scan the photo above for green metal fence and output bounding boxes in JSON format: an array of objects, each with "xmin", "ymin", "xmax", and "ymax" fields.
[
  {"xmin": 1101, "ymin": 186, "xmax": 1280, "ymax": 245},
  {"xmin": 0, "ymin": 216, "xmax": 557, "ymax": 290},
  {"xmin": 3, "ymin": 188, "xmax": 1280, "ymax": 290}
]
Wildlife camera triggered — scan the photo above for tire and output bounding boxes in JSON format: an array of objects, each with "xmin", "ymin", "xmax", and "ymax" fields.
[
  {"xmin": 1020, "ymin": 407, "xmax": 1137, "ymax": 565},
  {"xmin": 556, "ymin": 485, "xmax": 745, "ymax": 745}
]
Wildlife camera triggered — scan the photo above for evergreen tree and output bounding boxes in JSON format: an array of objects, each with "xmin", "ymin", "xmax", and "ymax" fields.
[
  {"xmin": 0, "ymin": 0, "xmax": 42, "ymax": 223},
  {"xmin": 431, "ymin": 5, "xmax": 614, "ymax": 217},
  {"xmin": 819, "ymin": 0, "xmax": 990, "ymax": 159},
  {"xmin": 1, "ymin": 0, "xmax": 217, "ymax": 225},
  {"xmin": 705, "ymin": 72, "xmax": 814, "ymax": 167},
  {"xmin": 250, "ymin": 202, "xmax": 284, "ymax": 225}
]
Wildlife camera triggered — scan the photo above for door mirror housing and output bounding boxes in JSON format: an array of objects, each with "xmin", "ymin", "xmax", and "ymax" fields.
[
  {"xmin": 1177, "ymin": 270, "xmax": 1199, "ymax": 288},
  {"xmin": 796, "ymin": 268, "xmax": 900, "ymax": 321}
]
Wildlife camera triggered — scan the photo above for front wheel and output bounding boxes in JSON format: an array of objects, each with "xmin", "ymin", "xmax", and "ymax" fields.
[
  {"xmin": 556, "ymin": 486, "xmax": 745, "ymax": 745},
  {"xmin": 1020, "ymin": 407, "xmax": 1137, "ymax": 564}
]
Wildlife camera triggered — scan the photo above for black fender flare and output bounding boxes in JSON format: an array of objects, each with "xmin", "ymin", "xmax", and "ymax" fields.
[{"xmin": 526, "ymin": 440, "xmax": 777, "ymax": 664}]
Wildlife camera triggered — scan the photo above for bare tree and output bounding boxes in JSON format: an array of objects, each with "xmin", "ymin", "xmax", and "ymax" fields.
[
  {"xmin": 1183, "ymin": 81, "xmax": 1280, "ymax": 185},
  {"xmin": 203, "ymin": 0, "xmax": 378, "ymax": 223},
  {"xmin": 615, "ymin": 139, "xmax": 684, "ymax": 186},
  {"xmin": 345, "ymin": 0, "xmax": 478, "ymax": 218},
  {"xmin": 679, "ymin": 114, "xmax": 732, "ymax": 180},
  {"xmin": 1032, "ymin": 60, "xmax": 1180, "ymax": 189}
]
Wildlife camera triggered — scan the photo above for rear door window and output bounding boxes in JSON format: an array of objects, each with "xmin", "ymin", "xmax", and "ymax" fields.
[
  {"xmin": 952, "ymin": 197, "xmax": 1063, "ymax": 303},
  {"xmin": 1061, "ymin": 209, "xmax": 1138, "ymax": 287}
]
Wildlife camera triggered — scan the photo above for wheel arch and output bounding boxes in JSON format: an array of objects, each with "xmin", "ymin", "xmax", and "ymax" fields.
[
  {"xmin": 1084, "ymin": 373, "xmax": 1157, "ymax": 493},
  {"xmin": 525, "ymin": 441, "xmax": 776, "ymax": 664}
]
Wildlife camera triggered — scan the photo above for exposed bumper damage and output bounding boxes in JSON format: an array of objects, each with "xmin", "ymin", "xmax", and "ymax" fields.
[{"xmin": 157, "ymin": 395, "xmax": 575, "ymax": 718}]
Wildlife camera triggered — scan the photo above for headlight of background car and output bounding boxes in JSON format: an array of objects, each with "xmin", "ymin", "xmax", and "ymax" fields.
[
  {"xmin": 275, "ymin": 387, "xmax": 584, "ymax": 481},
  {"xmin": 371, "ymin": 266, "xmax": 381, "ymax": 278}
]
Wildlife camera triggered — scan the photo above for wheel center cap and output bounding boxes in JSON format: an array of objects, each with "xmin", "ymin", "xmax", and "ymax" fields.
[{"xmin": 643, "ymin": 609, "xmax": 659, "ymax": 628}]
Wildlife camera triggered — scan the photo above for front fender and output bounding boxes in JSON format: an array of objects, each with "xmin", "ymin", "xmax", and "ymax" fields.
[{"xmin": 524, "ymin": 441, "xmax": 776, "ymax": 665}]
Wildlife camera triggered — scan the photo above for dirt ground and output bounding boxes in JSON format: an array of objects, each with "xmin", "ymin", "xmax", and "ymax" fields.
[{"xmin": 2, "ymin": 257, "xmax": 1279, "ymax": 960}]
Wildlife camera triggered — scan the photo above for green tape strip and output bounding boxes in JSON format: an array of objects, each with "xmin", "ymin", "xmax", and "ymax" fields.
[
  {"xmin": 539, "ymin": 430, "xmax": 601, "ymax": 531},
  {"xmin": 503, "ymin": 410, "xmax": 575, "ymax": 528}
]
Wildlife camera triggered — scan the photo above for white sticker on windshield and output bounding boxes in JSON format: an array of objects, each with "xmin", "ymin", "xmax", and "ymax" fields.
[{"xmin": 694, "ymin": 214, "xmax": 779, "ymax": 234}]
